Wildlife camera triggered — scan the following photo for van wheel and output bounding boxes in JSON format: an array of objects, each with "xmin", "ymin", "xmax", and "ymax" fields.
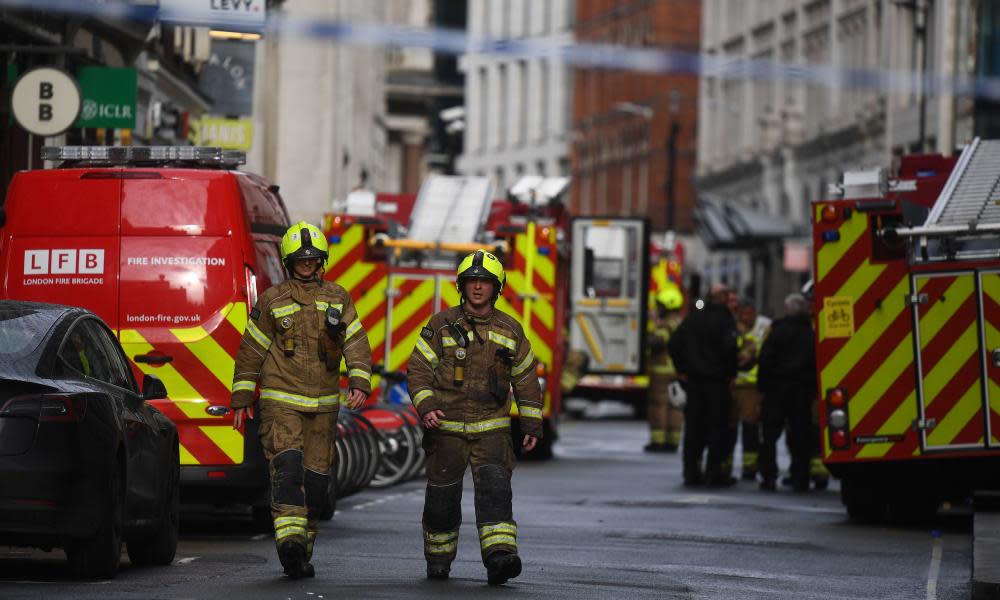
[
  {"xmin": 127, "ymin": 444, "xmax": 179, "ymax": 566},
  {"xmin": 67, "ymin": 464, "xmax": 123, "ymax": 579}
]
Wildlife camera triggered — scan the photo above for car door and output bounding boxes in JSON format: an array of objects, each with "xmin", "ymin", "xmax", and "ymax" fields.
[{"xmin": 74, "ymin": 318, "xmax": 160, "ymax": 519}]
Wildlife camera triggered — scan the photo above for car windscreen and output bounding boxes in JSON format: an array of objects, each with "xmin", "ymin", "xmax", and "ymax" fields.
[{"xmin": 0, "ymin": 307, "xmax": 53, "ymax": 359}]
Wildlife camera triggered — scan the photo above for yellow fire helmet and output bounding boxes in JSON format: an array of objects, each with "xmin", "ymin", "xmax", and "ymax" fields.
[
  {"xmin": 280, "ymin": 221, "xmax": 329, "ymax": 268},
  {"xmin": 456, "ymin": 249, "xmax": 506, "ymax": 301},
  {"xmin": 656, "ymin": 286, "xmax": 684, "ymax": 311}
]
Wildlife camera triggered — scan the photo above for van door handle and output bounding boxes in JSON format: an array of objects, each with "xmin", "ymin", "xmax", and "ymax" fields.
[
  {"xmin": 134, "ymin": 353, "xmax": 173, "ymax": 364},
  {"xmin": 992, "ymin": 349, "xmax": 1000, "ymax": 368}
]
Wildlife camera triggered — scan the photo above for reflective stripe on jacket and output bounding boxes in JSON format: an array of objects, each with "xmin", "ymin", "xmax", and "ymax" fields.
[
  {"xmin": 407, "ymin": 305, "xmax": 543, "ymax": 438},
  {"xmin": 230, "ymin": 277, "xmax": 372, "ymax": 413}
]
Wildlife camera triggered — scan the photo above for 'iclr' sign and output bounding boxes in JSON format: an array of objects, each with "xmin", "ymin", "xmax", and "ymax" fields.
[{"xmin": 24, "ymin": 249, "xmax": 105, "ymax": 275}]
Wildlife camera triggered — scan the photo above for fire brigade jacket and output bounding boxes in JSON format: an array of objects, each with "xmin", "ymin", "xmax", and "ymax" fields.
[
  {"xmin": 735, "ymin": 316, "xmax": 771, "ymax": 386},
  {"xmin": 648, "ymin": 316, "xmax": 680, "ymax": 378},
  {"xmin": 230, "ymin": 277, "xmax": 372, "ymax": 413},
  {"xmin": 407, "ymin": 305, "xmax": 543, "ymax": 439}
]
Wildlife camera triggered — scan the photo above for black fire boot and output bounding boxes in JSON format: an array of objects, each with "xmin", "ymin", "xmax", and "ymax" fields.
[
  {"xmin": 486, "ymin": 551, "xmax": 522, "ymax": 586},
  {"xmin": 277, "ymin": 541, "xmax": 309, "ymax": 579},
  {"xmin": 427, "ymin": 559, "xmax": 451, "ymax": 580}
]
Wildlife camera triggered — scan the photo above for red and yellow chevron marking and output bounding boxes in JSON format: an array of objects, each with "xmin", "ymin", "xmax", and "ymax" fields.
[
  {"xmin": 323, "ymin": 219, "xmax": 560, "ymax": 420},
  {"xmin": 498, "ymin": 224, "xmax": 557, "ymax": 417},
  {"xmin": 385, "ymin": 275, "xmax": 437, "ymax": 373},
  {"xmin": 916, "ymin": 274, "xmax": 984, "ymax": 449},
  {"xmin": 815, "ymin": 204, "xmax": 1000, "ymax": 463},
  {"xmin": 815, "ymin": 205, "xmax": 919, "ymax": 463},
  {"xmin": 324, "ymin": 220, "xmax": 390, "ymax": 398},
  {"xmin": 121, "ymin": 302, "xmax": 247, "ymax": 466}
]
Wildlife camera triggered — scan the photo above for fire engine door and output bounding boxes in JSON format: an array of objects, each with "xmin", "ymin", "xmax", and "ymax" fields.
[
  {"xmin": 384, "ymin": 273, "xmax": 439, "ymax": 374},
  {"xmin": 569, "ymin": 218, "xmax": 648, "ymax": 374},
  {"xmin": 913, "ymin": 271, "xmax": 990, "ymax": 451}
]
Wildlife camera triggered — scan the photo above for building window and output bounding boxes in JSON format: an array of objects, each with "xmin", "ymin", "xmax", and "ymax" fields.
[
  {"xmin": 498, "ymin": 63, "xmax": 508, "ymax": 149},
  {"xmin": 518, "ymin": 60, "xmax": 528, "ymax": 146},
  {"xmin": 479, "ymin": 67, "xmax": 488, "ymax": 152},
  {"xmin": 539, "ymin": 60, "xmax": 549, "ymax": 142}
]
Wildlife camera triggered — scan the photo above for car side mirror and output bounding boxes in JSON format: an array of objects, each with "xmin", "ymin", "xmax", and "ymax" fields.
[{"xmin": 142, "ymin": 374, "xmax": 168, "ymax": 400}]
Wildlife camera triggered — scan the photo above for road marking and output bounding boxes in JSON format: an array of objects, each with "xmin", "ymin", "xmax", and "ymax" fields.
[
  {"xmin": 350, "ymin": 490, "xmax": 422, "ymax": 511},
  {"xmin": 251, "ymin": 533, "xmax": 269, "ymax": 541},
  {"xmin": 175, "ymin": 556, "xmax": 200, "ymax": 565},
  {"xmin": 926, "ymin": 536, "xmax": 942, "ymax": 600}
]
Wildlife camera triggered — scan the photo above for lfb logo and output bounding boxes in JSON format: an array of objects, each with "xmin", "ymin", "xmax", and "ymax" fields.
[{"xmin": 24, "ymin": 249, "xmax": 104, "ymax": 275}]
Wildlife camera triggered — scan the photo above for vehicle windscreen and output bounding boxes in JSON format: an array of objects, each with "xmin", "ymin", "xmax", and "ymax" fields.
[{"xmin": 0, "ymin": 307, "xmax": 53, "ymax": 360}]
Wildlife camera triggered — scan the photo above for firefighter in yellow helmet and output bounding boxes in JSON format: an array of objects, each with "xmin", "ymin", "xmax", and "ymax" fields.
[
  {"xmin": 645, "ymin": 286, "xmax": 684, "ymax": 452},
  {"xmin": 407, "ymin": 249, "xmax": 543, "ymax": 585},
  {"xmin": 230, "ymin": 221, "xmax": 372, "ymax": 579}
]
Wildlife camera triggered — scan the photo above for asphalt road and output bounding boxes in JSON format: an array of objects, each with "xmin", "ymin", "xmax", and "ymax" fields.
[{"xmin": 0, "ymin": 417, "xmax": 973, "ymax": 599}]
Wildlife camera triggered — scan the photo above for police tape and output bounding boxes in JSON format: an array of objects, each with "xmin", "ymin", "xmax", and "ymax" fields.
[{"xmin": 5, "ymin": 0, "xmax": 1000, "ymax": 101}]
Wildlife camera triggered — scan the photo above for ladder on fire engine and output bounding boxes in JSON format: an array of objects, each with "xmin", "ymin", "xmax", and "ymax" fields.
[
  {"xmin": 925, "ymin": 137, "xmax": 1000, "ymax": 230},
  {"xmin": 890, "ymin": 138, "xmax": 1000, "ymax": 262}
]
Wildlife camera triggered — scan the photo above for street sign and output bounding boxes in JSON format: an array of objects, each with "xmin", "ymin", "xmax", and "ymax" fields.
[
  {"xmin": 199, "ymin": 39, "xmax": 256, "ymax": 116},
  {"xmin": 75, "ymin": 67, "xmax": 137, "ymax": 129},
  {"xmin": 159, "ymin": 0, "xmax": 266, "ymax": 32},
  {"xmin": 10, "ymin": 67, "xmax": 81, "ymax": 136},
  {"xmin": 190, "ymin": 116, "xmax": 253, "ymax": 150}
]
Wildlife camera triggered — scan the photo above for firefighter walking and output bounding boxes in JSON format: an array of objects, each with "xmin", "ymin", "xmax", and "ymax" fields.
[
  {"xmin": 645, "ymin": 288, "xmax": 684, "ymax": 453},
  {"xmin": 231, "ymin": 221, "xmax": 372, "ymax": 578},
  {"xmin": 407, "ymin": 250, "xmax": 543, "ymax": 585}
]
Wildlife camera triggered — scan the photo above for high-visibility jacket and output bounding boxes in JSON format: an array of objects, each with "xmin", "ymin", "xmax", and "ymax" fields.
[
  {"xmin": 735, "ymin": 315, "xmax": 771, "ymax": 386},
  {"xmin": 648, "ymin": 316, "xmax": 681, "ymax": 377},
  {"xmin": 230, "ymin": 277, "xmax": 372, "ymax": 412},
  {"xmin": 407, "ymin": 305, "xmax": 543, "ymax": 439}
]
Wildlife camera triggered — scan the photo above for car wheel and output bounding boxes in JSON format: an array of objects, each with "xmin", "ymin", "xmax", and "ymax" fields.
[
  {"xmin": 127, "ymin": 442, "xmax": 179, "ymax": 566},
  {"xmin": 67, "ymin": 462, "xmax": 123, "ymax": 579},
  {"xmin": 251, "ymin": 504, "xmax": 274, "ymax": 532}
]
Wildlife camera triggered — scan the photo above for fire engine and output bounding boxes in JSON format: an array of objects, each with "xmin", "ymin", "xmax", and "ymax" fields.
[
  {"xmin": 570, "ymin": 235, "xmax": 685, "ymax": 412},
  {"xmin": 323, "ymin": 176, "xmax": 565, "ymax": 457},
  {"xmin": 814, "ymin": 138, "xmax": 1000, "ymax": 521}
]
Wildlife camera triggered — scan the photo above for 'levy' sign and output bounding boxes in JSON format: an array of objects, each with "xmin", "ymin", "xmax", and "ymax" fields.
[{"xmin": 159, "ymin": 0, "xmax": 266, "ymax": 32}]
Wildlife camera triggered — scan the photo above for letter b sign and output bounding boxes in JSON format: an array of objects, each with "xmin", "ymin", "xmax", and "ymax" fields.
[{"xmin": 11, "ymin": 68, "xmax": 81, "ymax": 136}]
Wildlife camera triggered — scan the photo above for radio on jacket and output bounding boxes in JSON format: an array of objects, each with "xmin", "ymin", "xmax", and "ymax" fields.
[
  {"xmin": 325, "ymin": 307, "xmax": 344, "ymax": 335},
  {"xmin": 280, "ymin": 316, "xmax": 295, "ymax": 356},
  {"xmin": 448, "ymin": 321, "xmax": 469, "ymax": 387},
  {"xmin": 320, "ymin": 307, "xmax": 344, "ymax": 371}
]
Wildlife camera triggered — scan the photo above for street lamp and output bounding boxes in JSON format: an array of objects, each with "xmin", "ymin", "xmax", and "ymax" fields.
[
  {"xmin": 666, "ymin": 89, "xmax": 681, "ymax": 232},
  {"xmin": 892, "ymin": 0, "xmax": 930, "ymax": 151}
]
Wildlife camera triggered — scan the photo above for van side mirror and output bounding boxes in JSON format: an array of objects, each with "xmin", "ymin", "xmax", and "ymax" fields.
[{"xmin": 142, "ymin": 374, "xmax": 168, "ymax": 400}]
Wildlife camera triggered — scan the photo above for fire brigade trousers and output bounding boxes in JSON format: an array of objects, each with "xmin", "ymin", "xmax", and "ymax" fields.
[
  {"xmin": 682, "ymin": 379, "xmax": 732, "ymax": 484},
  {"xmin": 648, "ymin": 374, "xmax": 683, "ymax": 446},
  {"xmin": 259, "ymin": 406, "xmax": 337, "ymax": 560},
  {"xmin": 422, "ymin": 431, "xmax": 518, "ymax": 566},
  {"xmin": 759, "ymin": 381, "xmax": 812, "ymax": 487},
  {"xmin": 731, "ymin": 383, "xmax": 763, "ymax": 474}
]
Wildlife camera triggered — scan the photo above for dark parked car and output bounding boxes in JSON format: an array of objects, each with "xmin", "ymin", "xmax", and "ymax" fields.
[{"xmin": 0, "ymin": 301, "xmax": 179, "ymax": 578}]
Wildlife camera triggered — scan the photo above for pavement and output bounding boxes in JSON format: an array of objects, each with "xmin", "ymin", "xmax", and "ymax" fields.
[{"xmin": 972, "ymin": 493, "xmax": 1000, "ymax": 599}]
